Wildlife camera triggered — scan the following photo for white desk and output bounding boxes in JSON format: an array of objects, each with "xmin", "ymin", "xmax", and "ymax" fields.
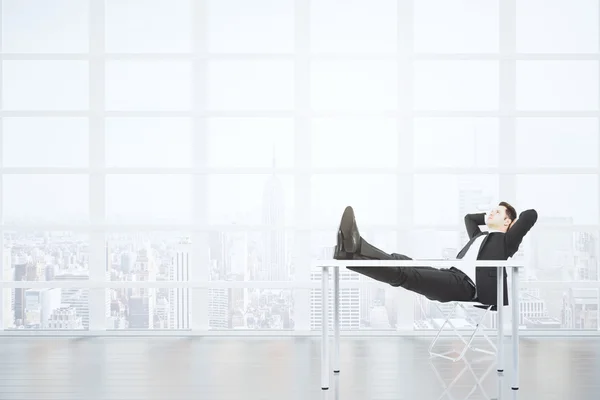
[{"xmin": 313, "ymin": 259, "xmax": 524, "ymax": 392}]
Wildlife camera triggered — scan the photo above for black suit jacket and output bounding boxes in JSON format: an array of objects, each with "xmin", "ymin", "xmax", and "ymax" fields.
[{"xmin": 458, "ymin": 209, "xmax": 538, "ymax": 307}]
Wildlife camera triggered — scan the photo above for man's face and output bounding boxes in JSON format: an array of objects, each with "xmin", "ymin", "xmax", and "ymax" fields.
[{"xmin": 487, "ymin": 206, "xmax": 511, "ymax": 231}]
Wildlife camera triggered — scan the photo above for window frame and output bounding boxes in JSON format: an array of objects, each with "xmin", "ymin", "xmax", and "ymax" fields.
[{"xmin": 0, "ymin": 0, "xmax": 598, "ymax": 335}]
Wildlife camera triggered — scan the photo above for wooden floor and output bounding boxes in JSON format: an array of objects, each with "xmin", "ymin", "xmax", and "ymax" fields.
[{"xmin": 0, "ymin": 336, "xmax": 597, "ymax": 400}]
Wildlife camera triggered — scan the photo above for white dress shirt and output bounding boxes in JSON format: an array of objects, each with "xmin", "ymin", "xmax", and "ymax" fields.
[{"xmin": 460, "ymin": 226, "xmax": 503, "ymax": 298}]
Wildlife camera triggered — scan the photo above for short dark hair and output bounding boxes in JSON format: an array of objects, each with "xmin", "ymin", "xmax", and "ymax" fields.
[{"xmin": 499, "ymin": 201, "xmax": 517, "ymax": 222}]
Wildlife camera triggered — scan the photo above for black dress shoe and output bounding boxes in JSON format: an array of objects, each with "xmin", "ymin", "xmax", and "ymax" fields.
[{"xmin": 333, "ymin": 206, "xmax": 361, "ymax": 259}]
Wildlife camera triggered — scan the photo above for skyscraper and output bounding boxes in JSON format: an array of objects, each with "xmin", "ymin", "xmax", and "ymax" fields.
[
  {"xmin": 2, "ymin": 247, "xmax": 13, "ymax": 329},
  {"xmin": 262, "ymin": 156, "xmax": 287, "ymax": 281},
  {"xmin": 310, "ymin": 269, "xmax": 360, "ymax": 330},
  {"xmin": 169, "ymin": 249, "xmax": 189, "ymax": 329}
]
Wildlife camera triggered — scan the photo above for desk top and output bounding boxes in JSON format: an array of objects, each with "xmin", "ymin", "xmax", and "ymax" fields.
[{"xmin": 312, "ymin": 259, "xmax": 525, "ymax": 268}]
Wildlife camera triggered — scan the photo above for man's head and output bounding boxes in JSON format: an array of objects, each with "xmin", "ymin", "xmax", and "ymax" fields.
[{"xmin": 486, "ymin": 201, "xmax": 517, "ymax": 232}]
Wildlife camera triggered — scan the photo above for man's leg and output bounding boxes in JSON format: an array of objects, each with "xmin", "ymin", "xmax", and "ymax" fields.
[{"xmin": 334, "ymin": 206, "xmax": 475, "ymax": 303}]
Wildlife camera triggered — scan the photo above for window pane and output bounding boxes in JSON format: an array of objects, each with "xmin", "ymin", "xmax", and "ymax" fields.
[
  {"xmin": 207, "ymin": 118, "xmax": 294, "ymax": 168},
  {"xmin": 414, "ymin": 0, "xmax": 499, "ymax": 53},
  {"xmin": 414, "ymin": 175, "xmax": 499, "ymax": 226},
  {"xmin": 311, "ymin": 118, "xmax": 398, "ymax": 168},
  {"xmin": 561, "ymin": 287, "xmax": 599, "ymax": 329},
  {"xmin": 208, "ymin": 0, "xmax": 294, "ymax": 53},
  {"xmin": 516, "ymin": 118, "xmax": 598, "ymax": 168},
  {"xmin": 529, "ymin": 229, "xmax": 599, "ymax": 282},
  {"xmin": 3, "ymin": 117, "xmax": 89, "ymax": 168},
  {"xmin": 105, "ymin": 118, "xmax": 192, "ymax": 168},
  {"xmin": 3, "ymin": 175, "xmax": 89, "ymax": 224},
  {"xmin": 2, "ymin": 61, "xmax": 88, "ymax": 110},
  {"xmin": 2, "ymin": 0, "xmax": 89, "ymax": 53},
  {"xmin": 106, "ymin": 175, "xmax": 192, "ymax": 224},
  {"xmin": 209, "ymin": 231, "xmax": 294, "ymax": 281},
  {"xmin": 4, "ymin": 288, "xmax": 88, "ymax": 330},
  {"xmin": 516, "ymin": 0, "xmax": 598, "ymax": 53},
  {"xmin": 413, "ymin": 118, "xmax": 499, "ymax": 168},
  {"xmin": 209, "ymin": 288, "xmax": 294, "ymax": 330},
  {"xmin": 105, "ymin": 0, "xmax": 191, "ymax": 53},
  {"xmin": 311, "ymin": 174, "xmax": 397, "ymax": 227},
  {"xmin": 516, "ymin": 175, "xmax": 598, "ymax": 225},
  {"xmin": 207, "ymin": 174, "xmax": 295, "ymax": 225},
  {"xmin": 414, "ymin": 61, "xmax": 498, "ymax": 111},
  {"xmin": 409, "ymin": 230, "xmax": 462, "ymax": 259},
  {"xmin": 4, "ymin": 231, "xmax": 90, "ymax": 280},
  {"xmin": 107, "ymin": 232, "xmax": 191, "ymax": 330},
  {"xmin": 105, "ymin": 61, "xmax": 192, "ymax": 111},
  {"xmin": 310, "ymin": 0, "xmax": 397, "ymax": 54},
  {"xmin": 3, "ymin": 231, "xmax": 90, "ymax": 330},
  {"xmin": 517, "ymin": 61, "xmax": 599, "ymax": 111},
  {"xmin": 207, "ymin": 61, "xmax": 294, "ymax": 111},
  {"xmin": 522, "ymin": 288, "xmax": 596, "ymax": 330},
  {"xmin": 311, "ymin": 61, "xmax": 397, "ymax": 111},
  {"xmin": 309, "ymin": 273, "xmax": 362, "ymax": 330}
]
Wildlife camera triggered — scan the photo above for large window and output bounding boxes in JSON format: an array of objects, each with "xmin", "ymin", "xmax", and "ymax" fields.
[{"xmin": 1, "ymin": 0, "xmax": 598, "ymax": 334}]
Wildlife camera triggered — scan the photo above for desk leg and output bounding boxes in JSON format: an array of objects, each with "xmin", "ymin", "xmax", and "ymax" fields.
[
  {"xmin": 333, "ymin": 267, "xmax": 340, "ymax": 374},
  {"xmin": 511, "ymin": 267, "xmax": 520, "ymax": 391},
  {"xmin": 497, "ymin": 266, "xmax": 504, "ymax": 373},
  {"xmin": 321, "ymin": 267, "xmax": 330, "ymax": 390}
]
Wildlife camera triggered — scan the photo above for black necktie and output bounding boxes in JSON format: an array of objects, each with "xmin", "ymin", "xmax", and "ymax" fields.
[{"xmin": 456, "ymin": 232, "xmax": 489, "ymax": 259}]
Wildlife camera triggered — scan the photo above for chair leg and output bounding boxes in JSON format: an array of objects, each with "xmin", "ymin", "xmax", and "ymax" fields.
[
  {"xmin": 429, "ymin": 357, "xmax": 495, "ymax": 400},
  {"xmin": 456, "ymin": 305, "xmax": 496, "ymax": 358},
  {"xmin": 429, "ymin": 303, "xmax": 496, "ymax": 362},
  {"xmin": 428, "ymin": 302, "xmax": 461, "ymax": 361}
]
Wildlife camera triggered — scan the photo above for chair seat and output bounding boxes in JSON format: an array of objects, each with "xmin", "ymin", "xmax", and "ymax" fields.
[{"xmin": 473, "ymin": 304, "xmax": 497, "ymax": 312}]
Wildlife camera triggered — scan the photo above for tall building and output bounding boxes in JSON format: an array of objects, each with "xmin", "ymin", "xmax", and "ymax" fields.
[
  {"xmin": 530, "ymin": 217, "xmax": 574, "ymax": 281},
  {"xmin": 574, "ymin": 232, "xmax": 598, "ymax": 281},
  {"xmin": 562, "ymin": 288, "xmax": 598, "ymax": 330},
  {"xmin": 262, "ymin": 156, "xmax": 287, "ymax": 281},
  {"xmin": 128, "ymin": 246, "xmax": 157, "ymax": 329},
  {"xmin": 169, "ymin": 249, "xmax": 189, "ymax": 329},
  {"xmin": 129, "ymin": 296, "xmax": 152, "ymax": 329},
  {"xmin": 24, "ymin": 288, "xmax": 62, "ymax": 328},
  {"xmin": 121, "ymin": 251, "xmax": 136, "ymax": 274},
  {"xmin": 2, "ymin": 247, "xmax": 13, "ymax": 329},
  {"xmin": 154, "ymin": 296, "xmax": 170, "ymax": 329},
  {"xmin": 310, "ymin": 269, "xmax": 360, "ymax": 330},
  {"xmin": 209, "ymin": 288, "xmax": 229, "ymax": 328},
  {"xmin": 47, "ymin": 306, "xmax": 83, "ymax": 330},
  {"xmin": 13, "ymin": 256, "xmax": 29, "ymax": 325},
  {"xmin": 54, "ymin": 273, "xmax": 90, "ymax": 329}
]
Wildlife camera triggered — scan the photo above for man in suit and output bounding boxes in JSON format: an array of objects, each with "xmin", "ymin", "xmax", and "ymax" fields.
[{"xmin": 333, "ymin": 202, "xmax": 538, "ymax": 306}]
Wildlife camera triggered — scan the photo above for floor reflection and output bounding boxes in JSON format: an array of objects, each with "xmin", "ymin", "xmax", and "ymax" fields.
[{"xmin": 429, "ymin": 355, "xmax": 513, "ymax": 400}]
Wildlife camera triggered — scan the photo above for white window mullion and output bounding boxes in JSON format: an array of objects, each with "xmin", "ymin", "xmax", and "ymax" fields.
[
  {"xmin": 88, "ymin": 0, "xmax": 107, "ymax": 333},
  {"xmin": 499, "ymin": 0, "xmax": 517, "ymax": 334},
  {"xmin": 395, "ymin": 0, "xmax": 415, "ymax": 332},
  {"xmin": 597, "ymin": 0, "xmax": 600, "ymax": 330},
  {"xmin": 190, "ymin": 0, "xmax": 210, "ymax": 332},
  {"xmin": 0, "ymin": 0, "xmax": 5, "ymax": 331},
  {"xmin": 292, "ymin": 0, "xmax": 311, "ymax": 332}
]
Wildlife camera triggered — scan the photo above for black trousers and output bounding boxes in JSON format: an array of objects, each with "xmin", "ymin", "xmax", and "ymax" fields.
[{"xmin": 347, "ymin": 250, "xmax": 476, "ymax": 303}]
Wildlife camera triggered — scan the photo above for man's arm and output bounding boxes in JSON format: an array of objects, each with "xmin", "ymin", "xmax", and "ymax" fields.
[
  {"xmin": 464, "ymin": 212, "xmax": 486, "ymax": 239},
  {"xmin": 505, "ymin": 209, "xmax": 538, "ymax": 256}
]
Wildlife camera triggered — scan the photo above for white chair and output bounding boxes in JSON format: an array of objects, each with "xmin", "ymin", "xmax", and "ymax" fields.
[
  {"xmin": 429, "ymin": 355, "xmax": 496, "ymax": 400},
  {"xmin": 426, "ymin": 300, "xmax": 497, "ymax": 362}
]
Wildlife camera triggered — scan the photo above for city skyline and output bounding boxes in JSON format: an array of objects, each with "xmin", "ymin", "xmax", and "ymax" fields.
[{"xmin": 1, "ymin": 176, "xmax": 598, "ymax": 331}]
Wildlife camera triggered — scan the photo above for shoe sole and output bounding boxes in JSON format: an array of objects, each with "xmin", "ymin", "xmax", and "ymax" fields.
[{"xmin": 339, "ymin": 206, "xmax": 358, "ymax": 253}]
